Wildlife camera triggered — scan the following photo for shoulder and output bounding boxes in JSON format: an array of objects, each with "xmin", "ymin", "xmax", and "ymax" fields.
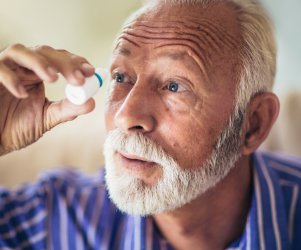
[
  {"xmin": 0, "ymin": 165, "xmax": 128, "ymax": 248},
  {"xmin": 35, "ymin": 166, "xmax": 110, "ymax": 213},
  {"xmin": 254, "ymin": 149, "xmax": 301, "ymax": 186},
  {"xmin": 0, "ymin": 165, "xmax": 108, "ymax": 218},
  {"xmin": 0, "ymin": 166, "xmax": 113, "ymax": 249},
  {"xmin": 0, "ymin": 166, "xmax": 107, "ymax": 204},
  {"xmin": 253, "ymin": 150, "xmax": 301, "ymax": 247},
  {"xmin": 37, "ymin": 165, "xmax": 106, "ymax": 190},
  {"xmin": 0, "ymin": 166, "xmax": 108, "ymax": 227}
]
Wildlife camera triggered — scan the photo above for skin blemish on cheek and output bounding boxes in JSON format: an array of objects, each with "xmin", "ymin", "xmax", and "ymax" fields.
[{"xmin": 171, "ymin": 141, "xmax": 179, "ymax": 148}]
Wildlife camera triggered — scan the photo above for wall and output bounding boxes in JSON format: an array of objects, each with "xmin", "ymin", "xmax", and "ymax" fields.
[{"xmin": 261, "ymin": 0, "xmax": 301, "ymax": 93}]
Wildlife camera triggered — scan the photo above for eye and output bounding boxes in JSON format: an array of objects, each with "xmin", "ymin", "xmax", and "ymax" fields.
[
  {"xmin": 114, "ymin": 74, "xmax": 130, "ymax": 83},
  {"xmin": 167, "ymin": 82, "xmax": 187, "ymax": 92}
]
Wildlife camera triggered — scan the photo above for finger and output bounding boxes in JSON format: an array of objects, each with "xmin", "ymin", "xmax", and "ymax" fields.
[
  {"xmin": 35, "ymin": 46, "xmax": 93, "ymax": 86},
  {"xmin": 0, "ymin": 44, "xmax": 58, "ymax": 84},
  {"xmin": 44, "ymin": 97, "xmax": 95, "ymax": 132},
  {"xmin": 0, "ymin": 61, "xmax": 28, "ymax": 98},
  {"xmin": 81, "ymin": 62, "xmax": 95, "ymax": 77},
  {"xmin": 58, "ymin": 50, "xmax": 95, "ymax": 77}
]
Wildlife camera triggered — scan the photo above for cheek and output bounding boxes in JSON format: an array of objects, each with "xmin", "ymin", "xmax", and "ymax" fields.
[
  {"xmin": 104, "ymin": 105, "xmax": 115, "ymax": 132},
  {"xmin": 105, "ymin": 82, "xmax": 132, "ymax": 130},
  {"xmin": 161, "ymin": 91, "xmax": 199, "ymax": 115},
  {"xmin": 157, "ymin": 105, "xmax": 217, "ymax": 169},
  {"xmin": 108, "ymin": 82, "xmax": 132, "ymax": 103},
  {"xmin": 160, "ymin": 122, "xmax": 214, "ymax": 169},
  {"xmin": 158, "ymin": 95, "xmax": 231, "ymax": 169}
]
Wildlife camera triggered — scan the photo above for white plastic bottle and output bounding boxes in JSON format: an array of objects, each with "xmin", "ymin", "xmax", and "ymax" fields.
[{"xmin": 65, "ymin": 68, "xmax": 108, "ymax": 105}]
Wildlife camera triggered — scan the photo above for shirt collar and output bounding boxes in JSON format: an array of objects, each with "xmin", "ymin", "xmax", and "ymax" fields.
[{"xmin": 227, "ymin": 151, "xmax": 291, "ymax": 250}]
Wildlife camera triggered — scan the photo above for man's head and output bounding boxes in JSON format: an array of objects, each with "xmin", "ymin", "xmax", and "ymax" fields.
[{"xmin": 103, "ymin": 0, "xmax": 279, "ymax": 215}]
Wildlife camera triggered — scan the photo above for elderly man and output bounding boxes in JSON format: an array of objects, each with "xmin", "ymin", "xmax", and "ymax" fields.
[{"xmin": 0, "ymin": 0, "xmax": 300, "ymax": 249}]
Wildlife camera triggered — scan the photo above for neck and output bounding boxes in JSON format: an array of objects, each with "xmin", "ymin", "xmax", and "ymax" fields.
[{"xmin": 152, "ymin": 154, "xmax": 252, "ymax": 250}]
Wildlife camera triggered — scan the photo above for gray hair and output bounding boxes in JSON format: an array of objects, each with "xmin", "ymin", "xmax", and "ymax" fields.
[{"xmin": 141, "ymin": 0, "xmax": 277, "ymax": 116}]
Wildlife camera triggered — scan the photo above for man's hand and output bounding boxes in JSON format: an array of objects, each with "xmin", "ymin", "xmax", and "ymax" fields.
[{"xmin": 0, "ymin": 44, "xmax": 96, "ymax": 156}]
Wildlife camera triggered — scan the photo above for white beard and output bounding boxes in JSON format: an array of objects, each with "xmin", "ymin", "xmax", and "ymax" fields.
[{"xmin": 103, "ymin": 110, "xmax": 244, "ymax": 216}]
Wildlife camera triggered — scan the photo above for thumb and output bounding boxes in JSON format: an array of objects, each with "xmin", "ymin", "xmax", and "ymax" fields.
[{"xmin": 44, "ymin": 97, "xmax": 95, "ymax": 132}]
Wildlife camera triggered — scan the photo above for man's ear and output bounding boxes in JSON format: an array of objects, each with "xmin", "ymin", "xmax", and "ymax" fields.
[{"xmin": 241, "ymin": 92, "xmax": 280, "ymax": 155}]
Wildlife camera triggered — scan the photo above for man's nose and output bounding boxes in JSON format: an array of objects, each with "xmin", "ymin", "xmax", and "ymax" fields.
[{"xmin": 114, "ymin": 86, "xmax": 155, "ymax": 134}]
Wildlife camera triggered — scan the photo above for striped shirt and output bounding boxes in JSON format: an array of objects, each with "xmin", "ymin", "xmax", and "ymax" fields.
[{"xmin": 0, "ymin": 150, "xmax": 301, "ymax": 250}]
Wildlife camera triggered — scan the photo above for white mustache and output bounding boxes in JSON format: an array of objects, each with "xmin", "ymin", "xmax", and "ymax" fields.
[{"xmin": 103, "ymin": 128, "xmax": 179, "ymax": 172}]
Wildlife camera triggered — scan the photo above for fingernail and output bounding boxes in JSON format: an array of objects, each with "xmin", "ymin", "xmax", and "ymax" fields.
[
  {"xmin": 74, "ymin": 69, "xmax": 84, "ymax": 79},
  {"xmin": 82, "ymin": 63, "xmax": 94, "ymax": 70},
  {"xmin": 18, "ymin": 86, "xmax": 28, "ymax": 98},
  {"xmin": 47, "ymin": 66, "xmax": 57, "ymax": 76}
]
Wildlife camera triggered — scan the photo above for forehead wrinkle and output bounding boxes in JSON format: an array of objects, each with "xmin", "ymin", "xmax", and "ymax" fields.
[
  {"xmin": 188, "ymin": 19, "xmax": 238, "ymax": 52},
  {"xmin": 127, "ymin": 25, "xmax": 212, "ymax": 54},
  {"xmin": 118, "ymin": 24, "xmax": 213, "ymax": 82},
  {"xmin": 123, "ymin": 20, "xmax": 183, "ymax": 31},
  {"xmin": 119, "ymin": 30, "xmax": 211, "ymax": 73},
  {"xmin": 120, "ymin": 26, "xmax": 211, "ymax": 64},
  {"xmin": 121, "ymin": 20, "xmax": 238, "ymax": 57},
  {"xmin": 113, "ymin": 32, "xmax": 210, "ymax": 82},
  {"xmin": 130, "ymin": 19, "xmax": 239, "ymax": 49},
  {"xmin": 113, "ymin": 38, "xmax": 140, "ymax": 55}
]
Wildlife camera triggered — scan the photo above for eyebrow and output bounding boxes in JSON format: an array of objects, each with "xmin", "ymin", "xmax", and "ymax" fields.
[
  {"xmin": 157, "ymin": 51, "xmax": 187, "ymax": 60},
  {"xmin": 116, "ymin": 47, "xmax": 131, "ymax": 56},
  {"xmin": 115, "ymin": 48, "xmax": 186, "ymax": 60}
]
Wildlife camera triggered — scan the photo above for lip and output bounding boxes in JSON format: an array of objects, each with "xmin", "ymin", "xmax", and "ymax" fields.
[
  {"xmin": 117, "ymin": 150, "xmax": 156, "ymax": 171},
  {"xmin": 118, "ymin": 151, "xmax": 153, "ymax": 162}
]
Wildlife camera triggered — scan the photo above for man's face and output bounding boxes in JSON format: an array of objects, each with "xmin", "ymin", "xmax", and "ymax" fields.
[{"xmin": 104, "ymin": 2, "xmax": 242, "ymax": 214}]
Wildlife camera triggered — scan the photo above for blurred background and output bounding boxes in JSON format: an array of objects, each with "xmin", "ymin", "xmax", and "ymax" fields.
[{"xmin": 0, "ymin": 0, "xmax": 300, "ymax": 188}]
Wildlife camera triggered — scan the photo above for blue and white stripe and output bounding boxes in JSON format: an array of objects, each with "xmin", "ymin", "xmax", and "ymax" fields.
[{"xmin": 1, "ymin": 150, "xmax": 301, "ymax": 249}]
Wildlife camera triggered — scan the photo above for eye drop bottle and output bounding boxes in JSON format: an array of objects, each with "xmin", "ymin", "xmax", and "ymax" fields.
[{"xmin": 65, "ymin": 68, "xmax": 108, "ymax": 105}]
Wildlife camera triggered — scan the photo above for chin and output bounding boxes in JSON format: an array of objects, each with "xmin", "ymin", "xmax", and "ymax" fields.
[{"xmin": 104, "ymin": 147, "xmax": 225, "ymax": 216}]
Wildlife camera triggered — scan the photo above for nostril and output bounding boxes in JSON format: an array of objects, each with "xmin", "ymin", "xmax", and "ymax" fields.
[
  {"xmin": 128, "ymin": 125, "xmax": 144, "ymax": 132},
  {"xmin": 133, "ymin": 125, "xmax": 143, "ymax": 130}
]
